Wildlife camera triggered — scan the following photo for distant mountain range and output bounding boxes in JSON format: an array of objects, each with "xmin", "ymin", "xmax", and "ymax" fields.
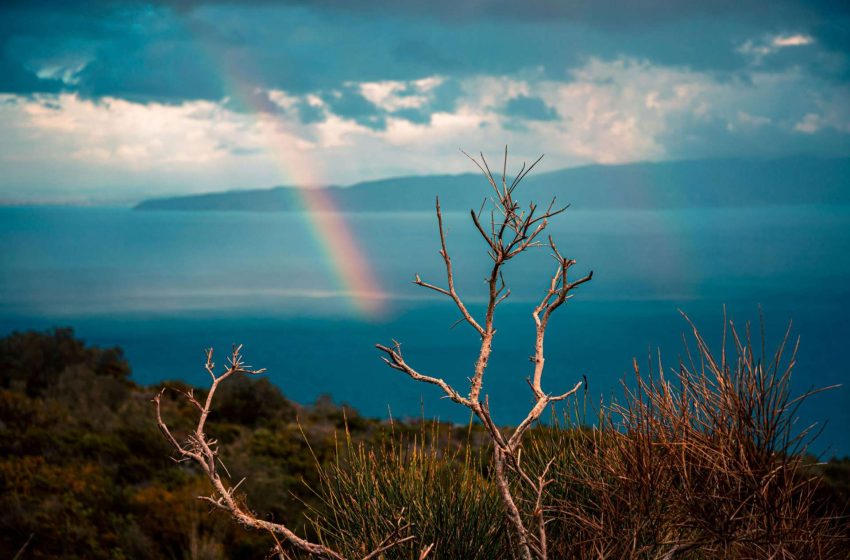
[{"xmin": 134, "ymin": 156, "xmax": 850, "ymax": 212}]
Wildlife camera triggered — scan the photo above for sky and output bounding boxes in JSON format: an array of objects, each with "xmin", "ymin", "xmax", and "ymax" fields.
[{"xmin": 0, "ymin": 0, "xmax": 848, "ymax": 203}]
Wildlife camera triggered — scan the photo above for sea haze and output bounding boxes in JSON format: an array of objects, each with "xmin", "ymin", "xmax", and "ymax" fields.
[{"xmin": 2, "ymin": 160, "xmax": 849, "ymax": 456}]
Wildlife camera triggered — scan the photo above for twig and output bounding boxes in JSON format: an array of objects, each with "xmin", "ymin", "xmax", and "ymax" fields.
[
  {"xmin": 155, "ymin": 346, "xmax": 413, "ymax": 560},
  {"xmin": 378, "ymin": 148, "xmax": 592, "ymax": 560}
]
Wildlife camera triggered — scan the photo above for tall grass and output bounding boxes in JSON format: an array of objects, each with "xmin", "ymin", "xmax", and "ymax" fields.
[
  {"xmin": 522, "ymin": 314, "xmax": 848, "ymax": 558},
  {"xmin": 304, "ymin": 315, "xmax": 848, "ymax": 558},
  {"xmin": 305, "ymin": 420, "xmax": 507, "ymax": 559}
]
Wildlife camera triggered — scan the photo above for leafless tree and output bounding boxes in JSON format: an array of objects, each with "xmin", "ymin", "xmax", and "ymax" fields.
[
  {"xmin": 154, "ymin": 345, "xmax": 420, "ymax": 560},
  {"xmin": 377, "ymin": 148, "xmax": 592, "ymax": 560}
]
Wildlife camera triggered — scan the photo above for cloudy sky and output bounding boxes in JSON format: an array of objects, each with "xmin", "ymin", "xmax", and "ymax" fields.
[{"xmin": 1, "ymin": 0, "xmax": 848, "ymax": 202}]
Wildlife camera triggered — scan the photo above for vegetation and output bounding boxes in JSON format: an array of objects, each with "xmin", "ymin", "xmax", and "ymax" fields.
[
  {"xmin": 309, "ymin": 423, "xmax": 506, "ymax": 559},
  {"xmin": 0, "ymin": 327, "xmax": 390, "ymax": 559},
  {"xmin": 0, "ymin": 326, "xmax": 848, "ymax": 558},
  {"xmin": 3, "ymin": 153, "xmax": 850, "ymax": 558},
  {"xmin": 150, "ymin": 151, "xmax": 848, "ymax": 559}
]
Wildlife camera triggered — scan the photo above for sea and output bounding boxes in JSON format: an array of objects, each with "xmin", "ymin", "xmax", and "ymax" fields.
[{"xmin": 1, "ymin": 205, "xmax": 848, "ymax": 456}]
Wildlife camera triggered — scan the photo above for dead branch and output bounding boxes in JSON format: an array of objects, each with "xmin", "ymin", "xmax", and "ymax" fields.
[
  {"xmin": 154, "ymin": 345, "xmax": 413, "ymax": 560},
  {"xmin": 377, "ymin": 147, "xmax": 593, "ymax": 560}
]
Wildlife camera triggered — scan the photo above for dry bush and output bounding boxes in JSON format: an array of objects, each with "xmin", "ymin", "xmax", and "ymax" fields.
[{"xmin": 529, "ymin": 314, "xmax": 849, "ymax": 559}]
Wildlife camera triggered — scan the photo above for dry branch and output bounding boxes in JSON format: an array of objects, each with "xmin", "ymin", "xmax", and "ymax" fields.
[
  {"xmin": 376, "ymin": 147, "xmax": 592, "ymax": 560},
  {"xmin": 154, "ymin": 345, "xmax": 414, "ymax": 560}
]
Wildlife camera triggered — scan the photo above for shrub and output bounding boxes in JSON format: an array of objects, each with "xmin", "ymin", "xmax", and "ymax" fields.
[
  {"xmin": 214, "ymin": 375, "xmax": 296, "ymax": 427},
  {"xmin": 307, "ymin": 422, "xmax": 506, "ymax": 559},
  {"xmin": 528, "ymin": 315, "xmax": 849, "ymax": 558}
]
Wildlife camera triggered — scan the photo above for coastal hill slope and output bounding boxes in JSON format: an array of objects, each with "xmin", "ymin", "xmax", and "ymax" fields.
[{"xmin": 135, "ymin": 156, "xmax": 850, "ymax": 212}]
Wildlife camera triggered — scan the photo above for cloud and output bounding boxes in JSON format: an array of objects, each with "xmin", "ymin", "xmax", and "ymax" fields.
[
  {"xmin": 2, "ymin": 56, "xmax": 848, "ymax": 202},
  {"xmin": 738, "ymin": 33, "xmax": 818, "ymax": 65},
  {"xmin": 357, "ymin": 77, "xmax": 443, "ymax": 112},
  {"xmin": 3, "ymin": 0, "xmax": 848, "ymax": 107},
  {"xmin": 0, "ymin": 53, "xmax": 65, "ymax": 94},
  {"xmin": 794, "ymin": 113, "xmax": 822, "ymax": 133},
  {"xmin": 150, "ymin": 0, "xmax": 850, "ymax": 28},
  {"xmin": 737, "ymin": 111, "xmax": 771, "ymax": 126},
  {"xmin": 1, "ymin": 0, "xmax": 848, "ymax": 201},
  {"xmin": 320, "ymin": 87, "xmax": 386, "ymax": 131},
  {"xmin": 773, "ymin": 34, "xmax": 815, "ymax": 47},
  {"xmin": 0, "ymin": 92, "xmax": 295, "ymax": 200}
]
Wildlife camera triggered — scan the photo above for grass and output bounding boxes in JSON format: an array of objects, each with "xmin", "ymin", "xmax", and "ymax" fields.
[
  {"xmin": 305, "ymin": 419, "xmax": 507, "ymax": 559},
  {"xmin": 296, "ymin": 315, "xmax": 849, "ymax": 558}
]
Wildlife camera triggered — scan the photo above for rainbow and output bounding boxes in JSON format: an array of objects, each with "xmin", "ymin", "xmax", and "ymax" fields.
[
  {"xmin": 181, "ymin": 25, "xmax": 387, "ymax": 318},
  {"xmin": 247, "ymin": 111, "xmax": 387, "ymax": 318}
]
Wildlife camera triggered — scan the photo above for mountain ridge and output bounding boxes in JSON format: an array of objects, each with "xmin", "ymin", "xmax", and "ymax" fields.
[{"xmin": 134, "ymin": 156, "xmax": 850, "ymax": 212}]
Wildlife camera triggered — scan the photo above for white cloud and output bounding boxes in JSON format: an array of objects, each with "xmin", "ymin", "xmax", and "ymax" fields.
[
  {"xmin": 1, "ymin": 57, "xmax": 848, "ymax": 202},
  {"xmin": 737, "ymin": 111, "xmax": 771, "ymax": 126},
  {"xmin": 265, "ymin": 89, "xmax": 300, "ymax": 111},
  {"xmin": 739, "ymin": 33, "xmax": 816, "ymax": 64},
  {"xmin": 356, "ymin": 76, "xmax": 445, "ymax": 112},
  {"xmin": 17, "ymin": 95, "xmax": 257, "ymax": 166},
  {"xmin": 794, "ymin": 113, "xmax": 821, "ymax": 133},
  {"xmin": 772, "ymin": 34, "xmax": 814, "ymax": 47}
]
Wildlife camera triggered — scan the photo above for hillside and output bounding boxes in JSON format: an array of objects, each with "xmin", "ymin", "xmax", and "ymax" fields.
[
  {"xmin": 135, "ymin": 156, "xmax": 850, "ymax": 212},
  {"xmin": 3, "ymin": 328, "xmax": 849, "ymax": 558}
]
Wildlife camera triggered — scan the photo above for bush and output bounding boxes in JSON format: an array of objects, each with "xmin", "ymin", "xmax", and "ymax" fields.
[
  {"xmin": 213, "ymin": 375, "xmax": 296, "ymax": 427},
  {"xmin": 308, "ymin": 422, "xmax": 507, "ymax": 559},
  {"xmin": 524, "ymin": 316, "xmax": 850, "ymax": 558},
  {"xmin": 0, "ymin": 327, "xmax": 130, "ymax": 397}
]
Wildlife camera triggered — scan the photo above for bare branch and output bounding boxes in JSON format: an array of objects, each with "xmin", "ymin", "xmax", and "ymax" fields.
[
  {"xmin": 155, "ymin": 346, "xmax": 413, "ymax": 560},
  {"xmin": 377, "ymin": 148, "xmax": 593, "ymax": 560},
  {"xmin": 375, "ymin": 342, "xmax": 471, "ymax": 407},
  {"xmin": 413, "ymin": 198, "xmax": 486, "ymax": 337}
]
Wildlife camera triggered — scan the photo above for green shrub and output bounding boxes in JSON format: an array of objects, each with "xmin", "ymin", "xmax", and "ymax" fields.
[
  {"xmin": 307, "ymin": 422, "xmax": 507, "ymax": 559},
  {"xmin": 0, "ymin": 327, "xmax": 130, "ymax": 397},
  {"xmin": 214, "ymin": 375, "xmax": 296, "ymax": 427}
]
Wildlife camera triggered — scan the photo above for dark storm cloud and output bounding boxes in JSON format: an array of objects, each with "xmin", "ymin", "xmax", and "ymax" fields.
[
  {"xmin": 0, "ymin": 0, "xmax": 847, "ymax": 124},
  {"xmin": 0, "ymin": 1, "xmax": 225, "ymax": 102},
  {"xmin": 661, "ymin": 113, "xmax": 850, "ymax": 160},
  {"xmin": 75, "ymin": 42, "xmax": 225, "ymax": 102},
  {"xmin": 148, "ymin": 0, "xmax": 850, "ymax": 27},
  {"xmin": 0, "ymin": 55, "xmax": 64, "ymax": 94},
  {"xmin": 391, "ymin": 39, "xmax": 465, "ymax": 73}
]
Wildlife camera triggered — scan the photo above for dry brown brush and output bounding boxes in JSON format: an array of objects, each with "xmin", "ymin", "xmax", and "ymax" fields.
[{"xmin": 528, "ymin": 314, "xmax": 848, "ymax": 558}]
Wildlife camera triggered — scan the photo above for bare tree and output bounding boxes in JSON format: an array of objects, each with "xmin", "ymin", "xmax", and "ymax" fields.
[
  {"xmin": 377, "ymin": 148, "xmax": 592, "ymax": 560},
  {"xmin": 154, "ymin": 345, "xmax": 418, "ymax": 560}
]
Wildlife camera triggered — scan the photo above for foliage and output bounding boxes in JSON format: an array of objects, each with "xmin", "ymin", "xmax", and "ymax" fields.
[
  {"xmin": 2, "ymin": 323, "xmax": 849, "ymax": 558},
  {"xmin": 0, "ymin": 327, "xmax": 130, "ymax": 397},
  {"xmin": 0, "ymin": 328, "xmax": 377, "ymax": 559},
  {"xmin": 307, "ymin": 422, "xmax": 506, "ymax": 559},
  {"xmin": 213, "ymin": 375, "xmax": 296, "ymax": 428},
  {"xmin": 299, "ymin": 316, "xmax": 850, "ymax": 558}
]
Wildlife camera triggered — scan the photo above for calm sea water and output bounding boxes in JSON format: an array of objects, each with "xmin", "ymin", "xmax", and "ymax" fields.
[{"xmin": 1, "ymin": 205, "xmax": 848, "ymax": 456}]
